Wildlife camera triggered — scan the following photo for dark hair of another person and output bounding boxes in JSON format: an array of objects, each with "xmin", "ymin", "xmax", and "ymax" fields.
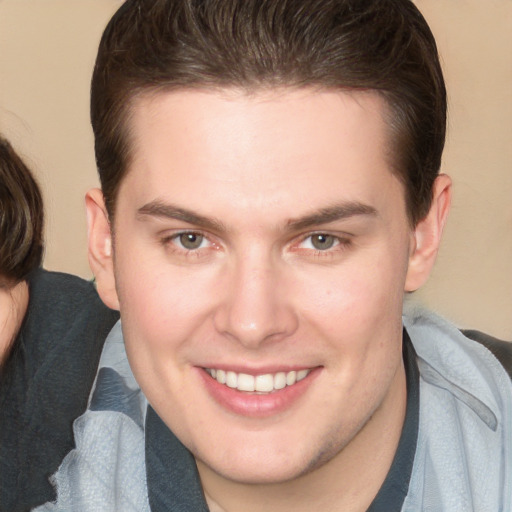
[
  {"xmin": 0, "ymin": 137, "xmax": 44, "ymax": 286},
  {"xmin": 91, "ymin": 0, "xmax": 446, "ymax": 227}
]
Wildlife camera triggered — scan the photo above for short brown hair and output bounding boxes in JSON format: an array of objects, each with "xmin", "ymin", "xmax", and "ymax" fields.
[
  {"xmin": 91, "ymin": 0, "xmax": 446, "ymax": 226},
  {"xmin": 0, "ymin": 137, "xmax": 44, "ymax": 285}
]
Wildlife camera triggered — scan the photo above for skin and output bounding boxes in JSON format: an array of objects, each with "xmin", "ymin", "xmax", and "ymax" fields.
[
  {"xmin": 87, "ymin": 88, "xmax": 451, "ymax": 511},
  {"xmin": 0, "ymin": 279, "xmax": 28, "ymax": 366}
]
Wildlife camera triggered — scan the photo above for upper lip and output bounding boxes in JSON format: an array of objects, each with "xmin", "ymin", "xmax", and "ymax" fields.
[{"xmin": 198, "ymin": 364, "xmax": 320, "ymax": 375}]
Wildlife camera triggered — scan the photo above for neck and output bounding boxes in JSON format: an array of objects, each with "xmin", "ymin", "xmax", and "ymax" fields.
[{"xmin": 198, "ymin": 362, "xmax": 407, "ymax": 512}]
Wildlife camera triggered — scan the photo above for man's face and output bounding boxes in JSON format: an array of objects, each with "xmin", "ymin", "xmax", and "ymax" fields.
[{"xmin": 100, "ymin": 88, "xmax": 419, "ymax": 483}]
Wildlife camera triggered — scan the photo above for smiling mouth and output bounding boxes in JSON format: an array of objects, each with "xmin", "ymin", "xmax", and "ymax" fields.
[{"xmin": 204, "ymin": 368, "xmax": 312, "ymax": 393}]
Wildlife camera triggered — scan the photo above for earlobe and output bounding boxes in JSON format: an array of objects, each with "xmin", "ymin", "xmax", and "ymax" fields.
[
  {"xmin": 405, "ymin": 174, "xmax": 452, "ymax": 292},
  {"xmin": 85, "ymin": 188, "xmax": 120, "ymax": 310}
]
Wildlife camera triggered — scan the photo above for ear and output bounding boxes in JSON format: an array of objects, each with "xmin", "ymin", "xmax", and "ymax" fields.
[
  {"xmin": 405, "ymin": 174, "xmax": 452, "ymax": 292},
  {"xmin": 85, "ymin": 188, "xmax": 120, "ymax": 310}
]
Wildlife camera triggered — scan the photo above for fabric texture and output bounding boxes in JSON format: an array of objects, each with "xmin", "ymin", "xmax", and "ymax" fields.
[
  {"xmin": 33, "ymin": 323, "xmax": 151, "ymax": 512},
  {"xmin": 33, "ymin": 308, "xmax": 512, "ymax": 512},
  {"xmin": 0, "ymin": 269, "xmax": 119, "ymax": 512},
  {"xmin": 402, "ymin": 308, "xmax": 512, "ymax": 512},
  {"xmin": 463, "ymin": 329, "xmax": 512, "ymax": 379}
]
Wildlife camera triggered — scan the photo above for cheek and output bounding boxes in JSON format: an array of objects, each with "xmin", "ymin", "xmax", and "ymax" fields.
[
  {"xmin": 114, "ymin": 249, "xmax": 218, "ymax": 354},
  {"xmin": 298, "ymin": 252, "xmax": 407, "ymax": 331},
  {"xmin": 0, "ymin": 287, "xmax": 27, "ymax": 362},
  {"xmin": 291, "ymin": 245, "xmax": 409, "ymax": 388},
  {"xmin": 0, "ymin": 310, "xmax": 14, "ymax": 360}
]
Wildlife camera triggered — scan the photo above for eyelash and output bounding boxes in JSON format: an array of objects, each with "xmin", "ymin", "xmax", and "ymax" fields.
[
  {"xmin": 293, "ymin": 233, "xmax": 352, "ymax": 258},
  {"xmin": 160, "ymin": 231, "xmax": 213, "ymax": 254},
  {"xmin": 159, "ymin": 231, "xmax": 352, "ymax": 258}
]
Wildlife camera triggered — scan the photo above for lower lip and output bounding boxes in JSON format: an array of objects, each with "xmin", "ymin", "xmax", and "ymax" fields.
[{"xmin": 198, "ymin": 368, "xmax": 320, "ymax": 418}]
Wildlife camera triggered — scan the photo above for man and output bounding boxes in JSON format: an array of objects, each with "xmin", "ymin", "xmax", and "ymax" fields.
[{"xmin": 34, "ymin": 0, "xmax": 512, "ymax": 510}]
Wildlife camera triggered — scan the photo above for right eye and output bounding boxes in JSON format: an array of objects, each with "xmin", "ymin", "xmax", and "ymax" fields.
[
  {"xmin": 304, "ymin": 233, "xmax": 338, "ymax": 251},
  {"xmin": 159, "ymin": 230, "xmax": 220, "ymax": 262},
  {"xmin": 175, "ymin": 232, "xmax": 208, "ymax": 250}
]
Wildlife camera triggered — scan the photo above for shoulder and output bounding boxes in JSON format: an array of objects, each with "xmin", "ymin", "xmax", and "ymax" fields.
[
  {"xmin": 0, "ymin": 268, "xmax": 120, "ymax": 510},
  {"xmin": 25, "ymin": 267, "xmax": 117, "ymax": 345},
  {"xmin": 16, "ymin": 268, "xmax": 119, "ymax": 372},
  {"xmin": 404, "ymin": 310, "xmax": 512, "ymax": 510},
  {"xmin": 462, "ymin": 329, "xmax": 512, "ymax": 379},
  {"xmin": 27, "ymin": 267, "xmax": 109, "ymax": 318},
  {"xmin": 403, "ymin": 307, "xmax": 512, "ymax": 401}
]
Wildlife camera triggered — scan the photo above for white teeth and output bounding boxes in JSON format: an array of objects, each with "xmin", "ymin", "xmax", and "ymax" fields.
[
  {"xmin": 206, "ymin": 368, "xmax": 311, "ymax": 393},
  {"xmin": 226, "ymin": 371, "xmax": 238, "ymax": 388},
  {"xmin": 237, "ymin": 373, "xmax": 255, "ymax": 392},
  {"xmin": 255, "ymin": 374, "xmax": 274, "ymax": 392},
  {"xmin": 286, "ymin": 371, "xmax": 297, "ymax": 386},
  {"xmin": 274, "ymin": 372, "xmax": 287, "ymax": 390},
  {"xmin": 297, "ymin": 369, "xmax": 309, "ymax": 381}
]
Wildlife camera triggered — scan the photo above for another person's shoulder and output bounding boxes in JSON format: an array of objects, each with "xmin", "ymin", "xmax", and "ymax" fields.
[
  {"xmin": 21, "ymin": 267, "xmax": 119, "ymax": 363},
  {"xmin": 0, "ymin": 268, "xmax": 119, "ymax": 511},
  {"xmin": 28, "ymin": 266, "xmax": 109, "ymax": 317}
]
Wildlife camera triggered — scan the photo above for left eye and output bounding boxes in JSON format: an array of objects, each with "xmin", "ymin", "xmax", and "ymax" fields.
[
  {"xmin": 300, "ymin": 234, "xmax": 339, "ymax": 251},
  {"xmin": 175, "ymin": 232, "xmax": 208, "ymax": 250}
]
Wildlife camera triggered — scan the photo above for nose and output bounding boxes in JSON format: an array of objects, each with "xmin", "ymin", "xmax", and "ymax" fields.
[{"xmin": 213, "ymin": 254, "xmax": 298, "ymax": 349}]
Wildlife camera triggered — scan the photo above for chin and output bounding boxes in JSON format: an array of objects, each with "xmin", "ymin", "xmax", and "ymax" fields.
[
  {"xmin": 196, "ymin": 438, "xmax": 327, "ymax": 485},
  {"xmin": 217, "ymin": 462, "xmax": 305, "ymax": 485}
]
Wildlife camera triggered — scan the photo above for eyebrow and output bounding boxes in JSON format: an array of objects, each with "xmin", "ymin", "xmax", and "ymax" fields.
[
  {"xmin": 137, "ymin": 201, "xmax": 226, "ymax": 232},
  {"xmin": 137, "ymin": 200, "xmax": 377, "ymax": 233},
  {"xmin": 285, "ymin": 202, "xmax": 378, "ymax": 232}
]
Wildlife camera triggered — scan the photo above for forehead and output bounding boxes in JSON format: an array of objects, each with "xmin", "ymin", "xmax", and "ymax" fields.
[{"xmin": 118, "ymin": 87, "xmax": 402, "ymax": 222}]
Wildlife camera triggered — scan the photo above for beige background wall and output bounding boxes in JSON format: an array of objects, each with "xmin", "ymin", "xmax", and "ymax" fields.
[{"xmin": 1, "ymin": 0, "xmax": 511, "ymax": 339}]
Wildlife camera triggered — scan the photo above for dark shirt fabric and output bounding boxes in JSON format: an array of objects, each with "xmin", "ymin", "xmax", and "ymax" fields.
[
  {"xmin": 366, "ymin": 331, "xmax": 419, "ymax": 511},
  {"xmin": 0, "ymin": 268, "xmax": 119, "ymax": 512},
  {"xmin": 144, "ymin": 330, "xmax": 420, "ymax": 512}
]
